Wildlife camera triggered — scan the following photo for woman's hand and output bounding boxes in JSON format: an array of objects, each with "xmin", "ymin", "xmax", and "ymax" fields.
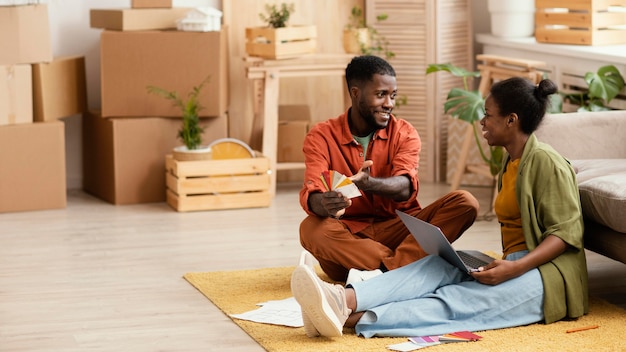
[{"xmin": 470, "ymin": 259, "xmax": 524, "ymax": 285}]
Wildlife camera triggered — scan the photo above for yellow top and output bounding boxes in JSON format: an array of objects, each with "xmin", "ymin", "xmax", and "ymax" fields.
[{"xmin": 495, "ymin": 158, "xmax": 527, "ymax": 258}]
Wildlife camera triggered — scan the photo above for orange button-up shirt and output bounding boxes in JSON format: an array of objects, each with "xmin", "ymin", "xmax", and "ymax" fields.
[{"xmin": 299, "ymin": 109, "xmax": 422, "ymax": 233}]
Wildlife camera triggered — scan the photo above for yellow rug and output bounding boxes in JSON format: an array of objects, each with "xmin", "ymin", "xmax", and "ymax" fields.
[{"xmin": 184, "ymin": 266, "xmax": 626, "ymax": 352}]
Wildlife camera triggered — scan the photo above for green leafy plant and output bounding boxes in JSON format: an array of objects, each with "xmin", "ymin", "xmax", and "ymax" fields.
[
  {"xmin": 259, "ymin": 2, "xmax": 294, "ymax": 28},
  {"xmin": 147, "ymin": 76, "xmax": 210, "ymax": 150},
  {"xmin": 345, "ymin": 5, "xmax": 394, "ymax": 60},
  {"xmin": 426, "ymin": 63, "xmax": 503, "ymax": 176},
  {"xmin": 550, "ymin": 65, "xmax": 625, "ymax": 113}
]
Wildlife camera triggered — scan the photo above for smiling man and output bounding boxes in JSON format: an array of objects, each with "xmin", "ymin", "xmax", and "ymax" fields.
[{"xmin": 298, "ymin": 55, "xmax": 479, "ymax": 289}]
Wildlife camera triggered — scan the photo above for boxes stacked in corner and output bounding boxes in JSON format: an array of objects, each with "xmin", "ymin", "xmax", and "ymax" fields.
[
  {"xmin": 0, "ymin": 4, "xmax": 78, "ymax": 213},
  {"xmin": 535, "ymin": 0, "xmax": 626, "ymax": 45},
  {"xmin": 165, "ymin": 154, "xmax": 271, "ymax": 212}
]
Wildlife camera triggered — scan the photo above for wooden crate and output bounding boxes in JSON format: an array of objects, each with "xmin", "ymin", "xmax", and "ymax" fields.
[
  {"xmin": 535, "ymin": 0, "xmax": 626, "ymax": 45},
  {"xmin": 245, "ymin": 25, "xmax": 317, "ymax": 59},
  {"xmin": 165, "ymin": 154, "xmax": 271, "ymax": 212}
]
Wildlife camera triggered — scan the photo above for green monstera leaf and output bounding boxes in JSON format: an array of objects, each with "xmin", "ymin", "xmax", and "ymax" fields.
[
  {"xmin": 426, "ymin": 63, "xmax": 502, "ymax": 176},
  {"xmin": 585, "ymin": 65, "xmax": 625, "ymax": 104},
  {"xmin": 444, "ymin": 88, "xmax": 485, "ymax": 124}
]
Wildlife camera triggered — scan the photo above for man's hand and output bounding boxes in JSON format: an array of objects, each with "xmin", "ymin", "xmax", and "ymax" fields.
[
  {"xmin": 309, "ymin": 191, "xmax": 352, "ymax": 218},
  {"xmin": 349, "ymin": 160, "xmax": 374, "ymax": 189}
]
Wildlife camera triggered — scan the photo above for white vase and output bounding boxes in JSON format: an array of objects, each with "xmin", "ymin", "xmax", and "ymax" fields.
[
  {"xmin": 488, "ymin": 0, "xmax": 535, "ymax": 38},
  {"xmin": 172, "ymin": 145, "xmax": 212, "ymax": 161}
]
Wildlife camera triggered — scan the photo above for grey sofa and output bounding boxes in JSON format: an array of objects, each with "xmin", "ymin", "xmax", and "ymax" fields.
[{"xmin": 535, "ymin": 110, "xmax": 626, "ymax": 264}]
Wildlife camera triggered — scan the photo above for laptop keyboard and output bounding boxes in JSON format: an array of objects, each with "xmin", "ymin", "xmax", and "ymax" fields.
[{"xmin": 457, "ymin": 251, "xmax": 490, "ymax": 269}]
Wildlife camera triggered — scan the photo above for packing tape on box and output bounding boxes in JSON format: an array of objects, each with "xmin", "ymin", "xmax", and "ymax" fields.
[{"xmin": 4, "ymin": 66, "xmax": 16, "ymax": 124}]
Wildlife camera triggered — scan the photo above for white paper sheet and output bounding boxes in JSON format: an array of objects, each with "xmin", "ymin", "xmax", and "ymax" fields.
[{"xmin": 230, "ymin": 297, "xmax": 303, "ymax": 328}]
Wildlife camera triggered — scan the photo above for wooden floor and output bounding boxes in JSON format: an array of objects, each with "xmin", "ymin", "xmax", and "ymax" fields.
[{"xmin": 1, "ymin": 182, "xmax": 624, "ymax": 351}]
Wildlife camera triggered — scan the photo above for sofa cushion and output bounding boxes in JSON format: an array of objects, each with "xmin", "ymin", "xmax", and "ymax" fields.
[{"xmin": 572, "ymin": 159, "xmax": 626, "ymax": 233}]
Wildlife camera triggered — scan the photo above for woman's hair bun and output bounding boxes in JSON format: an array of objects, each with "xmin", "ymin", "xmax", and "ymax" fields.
[{"xmin": 535, "ymin": 79, "xmax": 558, "ymax": 99}]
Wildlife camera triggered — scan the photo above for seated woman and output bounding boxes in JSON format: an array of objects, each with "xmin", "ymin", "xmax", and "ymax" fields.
[{"xmin": 291, "ymin": 77, "xmax": 588, "ymax": 338}]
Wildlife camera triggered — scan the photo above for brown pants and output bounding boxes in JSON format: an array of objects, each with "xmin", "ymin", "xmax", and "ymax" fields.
[{"xmin": 299, "ymin": 190, "xmax": 479, "ymax": 281}]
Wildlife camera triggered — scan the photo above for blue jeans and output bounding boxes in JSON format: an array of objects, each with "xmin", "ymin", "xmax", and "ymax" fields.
[{"xmin": 352, "ymin": 251, "xmax": 544, "ymax": 338}]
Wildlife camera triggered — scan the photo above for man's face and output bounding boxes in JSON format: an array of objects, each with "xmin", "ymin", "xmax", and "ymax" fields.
[{"xmin": 355, "ymin": 73, "xmax": 397, "ymax": 130}]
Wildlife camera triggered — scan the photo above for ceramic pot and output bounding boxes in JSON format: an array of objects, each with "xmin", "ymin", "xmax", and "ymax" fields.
[
  {"xmin": 488, "ymin": 0, "xmax": 535, "ymax": 38},
  {"xmin": 342, "ymin": 28, "xmax": 371, "ymax": 54},
  {"xmin": 172, "ymin": 145, "xmax": 212, "ymax": 161}
]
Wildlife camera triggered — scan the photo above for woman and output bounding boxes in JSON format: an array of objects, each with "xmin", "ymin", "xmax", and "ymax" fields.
[{"xmin": 291, "ymin": 77, "xmax": 588, "ymax": 338}]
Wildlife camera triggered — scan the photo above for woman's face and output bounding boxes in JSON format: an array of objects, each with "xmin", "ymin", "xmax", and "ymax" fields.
[{"xmin": 480, "ymin": 95, "xmax": 510, "ymax": 147}]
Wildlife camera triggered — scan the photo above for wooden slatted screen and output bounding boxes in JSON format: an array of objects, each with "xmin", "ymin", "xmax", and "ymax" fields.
[{"xmin": 366, "ymin": 0, "xmax": 474, "ymax": 183}]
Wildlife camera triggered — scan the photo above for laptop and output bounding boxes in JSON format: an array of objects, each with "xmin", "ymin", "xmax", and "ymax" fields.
[{"xmin": 396, "ymin": 210, "xmax": 495, "ymax": 274}]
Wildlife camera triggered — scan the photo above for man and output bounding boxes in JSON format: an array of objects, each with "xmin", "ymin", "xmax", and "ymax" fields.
[{"xmin": 299, "ymin": 55, "xmax": 479, "ymax": 283}]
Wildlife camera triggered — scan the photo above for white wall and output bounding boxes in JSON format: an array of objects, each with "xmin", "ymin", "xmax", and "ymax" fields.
[{"xmin": 44, "ymin": 0, "xmax": 220, "ymax": 189}]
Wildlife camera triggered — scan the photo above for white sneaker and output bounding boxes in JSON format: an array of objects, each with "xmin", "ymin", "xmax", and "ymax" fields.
[
  {"xmin": 297, "ymin": 250, "xmax": 320, "ymax": 337},
  {"xmin": 345, "ymin": 268, "xmax": 383, "ymax": 286},
  {"xmin": 299, "ymin": 250, "xmax": 316, "ymax": 268},
  {"xmin": 291, "ymin": 265, "xmax": 351, "ymax": 337}
]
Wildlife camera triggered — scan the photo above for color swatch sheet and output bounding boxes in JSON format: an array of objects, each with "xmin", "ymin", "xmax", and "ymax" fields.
[{"xmin": 320, "ymin": 170, "xmax": 361, "ymax": 198}]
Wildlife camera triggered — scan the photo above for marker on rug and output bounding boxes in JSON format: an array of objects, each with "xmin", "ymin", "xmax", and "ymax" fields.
[{"xmin": 566, "ymin": 325, "xmax": 599, "ymax": 333}]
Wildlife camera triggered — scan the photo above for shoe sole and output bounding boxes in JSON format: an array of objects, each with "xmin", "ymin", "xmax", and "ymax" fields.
[
  {"xmin": 301, "ymin": 310, "xmax": 320, "ymax": 337},
  {"xmin": 291, "ymin": 265, "xmax": 343, "ymax": 337}
]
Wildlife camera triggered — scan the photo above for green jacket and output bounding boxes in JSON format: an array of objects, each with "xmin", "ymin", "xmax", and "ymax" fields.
[{"xmin": 498, "ymin": 134, "xmax": 589, "ymax": 324}]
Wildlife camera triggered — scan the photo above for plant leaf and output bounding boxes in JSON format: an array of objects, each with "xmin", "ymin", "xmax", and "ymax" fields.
[
  {"xmin": 444, "ymin": 88, "xmax": 484, "ymax": 123},
  {"xmin": 585, "ymin": 65, "xmax": 625, "ymax": 103},
  {"xmin": 426, "ymin": 63, "xmax": 480, "ymax": 78}
]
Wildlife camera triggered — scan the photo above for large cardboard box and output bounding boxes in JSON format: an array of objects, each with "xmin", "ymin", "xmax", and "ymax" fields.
[
  {"xmin": 90, "ymin": 8, "xmax": 189, "ymax": 31},
  {"xmin": 0, "ymin": 4, "xmax": 52, "ymax": 65},
  {"xmin": 32, "ymin": 56, "xmax": 87, "ymax": 122},
  {"xmin": 276, "ymin": 105, "xmax": 311, "ymax": 183},
  {"xmin": 83, "ymin": 111, "xmax": 228, "ymax": 205},
  {"xmin": 1, "ymin": 64, "xmax": 33, "ymax": 126},
  {"xmin": 0, "ymin": 121, "xmax": 66, "ymax": 213},
  {"xmin": 132, "ymin": 0, "xmax": 172, "ymax": 8},
  {"xmin": 100, "ymin": 29, "xmax": 228, "ymax": 118}
]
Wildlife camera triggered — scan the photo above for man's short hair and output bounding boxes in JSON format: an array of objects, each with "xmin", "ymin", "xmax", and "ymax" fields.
[{"xmin": 345, "ymin": 55, "xmax": 396, "ymax": 90}]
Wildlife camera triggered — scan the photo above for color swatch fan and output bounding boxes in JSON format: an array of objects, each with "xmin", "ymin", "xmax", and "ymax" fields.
[{"xmin": 320, "ymin": 170, "xmax": 361, "ymax": 198}]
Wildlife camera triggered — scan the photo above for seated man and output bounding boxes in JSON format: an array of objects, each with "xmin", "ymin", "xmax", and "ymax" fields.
[{"xmin": 298, "ymin": 55, "xmax": 479, "ymax": 283}]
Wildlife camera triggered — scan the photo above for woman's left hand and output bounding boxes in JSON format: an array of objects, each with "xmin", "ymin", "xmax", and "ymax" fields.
[{"xmin": 470, "ymin": 259, "xmax": 523, "ymax": 285}]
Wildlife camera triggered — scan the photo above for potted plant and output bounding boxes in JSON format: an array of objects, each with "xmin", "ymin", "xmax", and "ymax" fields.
[
  {"xmin": 259, "ymin": 2, "xmax": 294, "ymax": 28},
  {"xmin": 147, "ymin": 76, "xmax": 211, "ymax": 161},
  {"xmin": 550, "ymin": 65, "xmax": 625, "ymax": 113},
  {"xmin": 245, "ymin": 2, "xmax": 317, "ymax": 59},
  {"xmin": 426, "ymin": 63, "xmax": 503, "ymax": 177},
  {"xmin": 343, "ymin": 5, "xmax": 394, "ymax": 60}
]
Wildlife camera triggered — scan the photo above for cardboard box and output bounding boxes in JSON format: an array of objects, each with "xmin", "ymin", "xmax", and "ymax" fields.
[
  {"xmin": 82, "ymin": 111, "xmax": 228, "ymax": 205},
  {"xmin": 1, "ymin": 64, "xmax": 33, "ymax": 126},
  {"xmin": 90, "ymin": 8, "xmax": 190, "ymax": 31},
  {"xmin": 0, "ymin": 4, "xmax": 52, "ymax": 64},
  {"xmin": 132, "ymin": 0, "xmax": 172, "ymax": 8},
  {"xmin": 165, "ymin": 154, "xmax": 271, "ymax": 212},
  {"xmin": 100, "ymin": 29, "xmax": 229, "ymax": 118},
  {"xmin": 277, "ymin": 105, "xmax": 310, "ymax": 183},
  {"xmin": 0, "ymin": 121, "xmax": 66, "ymax": 213},
  {"xmin": 32, "ymin": 56, "xmax": 87, "ymax": 122}
]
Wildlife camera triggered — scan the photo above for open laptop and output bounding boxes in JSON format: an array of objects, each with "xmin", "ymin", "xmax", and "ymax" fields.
[{"xmin": 396, "ymin": 210, "xmax": 495, "ymax": 273}]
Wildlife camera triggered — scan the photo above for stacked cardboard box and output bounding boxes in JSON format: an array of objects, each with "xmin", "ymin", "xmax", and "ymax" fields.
[
  {"xmin": 86, "ymin": 4, "xmax": 230, "ymax": 205},
  {"xmin": 276, "ymin": 105, "xmax": 311, "ymax": 183},
  {"xmin": 0, "ymin": 4, "xmax": 86, "ymax": 213}
]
